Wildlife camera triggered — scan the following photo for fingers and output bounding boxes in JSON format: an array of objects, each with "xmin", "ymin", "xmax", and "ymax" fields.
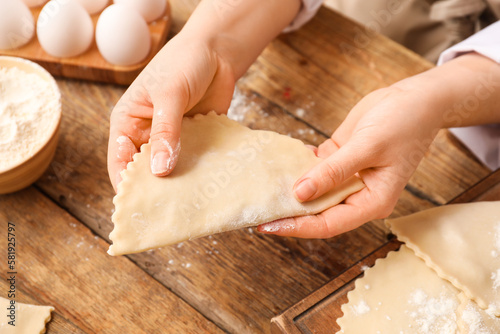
[
  {"xmin": 293, "ymin": 141, "xmax": 371, "ymax": 202},
  {"xmin": 108, "ymin": 133, "xmax": 139, "ymax": 192},
  {"xmin": 258, "ymin": 184, "xmax": 396, "ymax": 238},
  {"xmin": 258, "ymin": 204, "xmax": 364, "ymax": 238},
  {"xmin": 149, "ymin": 92, "xmax": 186, "ymax": 177}
]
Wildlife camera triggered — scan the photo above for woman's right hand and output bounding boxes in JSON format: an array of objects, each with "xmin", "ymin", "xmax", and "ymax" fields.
[{"xmin": 107, "ymin": 32, "xmax": 236, "ymax": 192}]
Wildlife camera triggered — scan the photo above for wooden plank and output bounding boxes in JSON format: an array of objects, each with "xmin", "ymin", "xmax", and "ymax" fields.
[
  {"xmin": 449, "ymin": 169, "xmax": 500, "ymax": 203},
  {"xmin": 0, "ymin": 279, "xmax": 85, "ymax": 333},
  {"xmin": 0, "ymin": 4, "xmax": 171, "ymax": 85},
  {"xmin": 0, "ymin": 188, "xmax": 223, "ymax": 333},
  {"xmin": 271, "ymin": 169, "xmax": 500, "ymax": 333},
  {"xmin": 409, "ymin": 130, "xmax": 491, "ymax": 204}
]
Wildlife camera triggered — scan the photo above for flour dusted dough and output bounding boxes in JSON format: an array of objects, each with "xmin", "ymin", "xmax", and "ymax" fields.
[
  {"xmin": 337, "ymin": 246, "xmax": 460, "ymax": 334},
  {"xmin": 457, "ymin": 293, "xmax": 500, "ymax": 333},
  {"xmin": 109, "ymin": 112, "xmax": 364, "ymax": 255},
  {"xmin": 0, "ymin": 297, "xmax": 54, "ymax": 334},
  {"xmin": 388, "ymin": 202, "xmax": 500, "ymax": 315}
]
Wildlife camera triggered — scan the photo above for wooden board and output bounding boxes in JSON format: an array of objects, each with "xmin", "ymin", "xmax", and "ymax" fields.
[
  {"xmin": 0, "ymin": 2, "xmax": 171, "ymax": 85},
  {"xmin": 270, "ymin": 169, "xmax": 500, "ymax": 334}
]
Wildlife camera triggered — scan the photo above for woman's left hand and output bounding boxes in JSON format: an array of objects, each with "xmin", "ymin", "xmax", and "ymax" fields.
[{"xmin": 258, "ymin": 84, "xmax": 442, "ymax": 238}]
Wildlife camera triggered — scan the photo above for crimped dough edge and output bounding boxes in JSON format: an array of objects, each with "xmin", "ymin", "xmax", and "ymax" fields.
[{"xmin": 336, "ymin": 247, "xmax": 402, "ymax": 333}]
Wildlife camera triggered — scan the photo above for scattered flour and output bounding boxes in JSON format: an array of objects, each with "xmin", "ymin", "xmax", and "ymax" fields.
[
  {"xmin": 491, "ymin": 269, "xmax": 500, "ymax": 289},
  {"xmin": 461, "ymin": 302, "xmax": 491, "ymax": 334},
  {"xmin": 486, "ymin": 305, "xmax": 499, "ymax": 317},
  {"xmin": 493, "ymin": 222, "xmax": 500, "ymax": 258},
  {"xmin": 0, "ymin": 65, "xmax": 60, "ymax": 171},
  {"xmin": 352, "ymin": 300, "xmax": 370, "ymax": 316},
  {"xmin": 295, "ymin": 128, "xmax": 316, "ymax": 136},
  {"xmin": 407, "ymin": 288, "xmax": 458, "ymax": 333},
  {"xmin": 227, "ymin": 87, "xmax": 256, "ymax": 122},
  {"xmin": 227, "ymin": 87, "xmax": 268, "ymax": 122},
  {"xmin": 296, "ymin": 108, "xmax": 305, "ymax": 117},
  {"xmin": 116, "ymin": 135, "xmax": 129, "ymax": 145},
  {"xmin": 162, "ymin": 138, "xmax": 181, "ymax": 172}
]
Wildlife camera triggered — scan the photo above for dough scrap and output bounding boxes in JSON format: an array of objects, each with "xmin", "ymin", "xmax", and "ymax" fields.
[
  {"xmin": 457, "ymin": 293, "xmax": 500, "ymax": 334},
  {"xmin": 337, "ymin": 245, "xmax": 460, "ymax": 334},
  {"xmin": 109, "ymin": 112, "xmax": 364, "ymax": 255},
  {"xmin": 387, "ymin": 202, "xmax": 500, "ymax": 315},
  {"xmin": 0, "ymin": 297, "xmax": 54, "ymax": 334}
]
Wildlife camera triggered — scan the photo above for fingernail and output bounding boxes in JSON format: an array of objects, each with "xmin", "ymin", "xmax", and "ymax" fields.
[
  {"xmin": 259, "ymin": 221, "xmax": 282, "ymax": 233},
  {"xmin": 151, "ymin": 151, "xmax": 171, "ymax": 175},
  {"xmin": 259, "ymin": 219, "xmax": 296, "ymax": 233},
  {"xmin": 294, "ymin": 178, "xmax": 317, "ymax": 202}
]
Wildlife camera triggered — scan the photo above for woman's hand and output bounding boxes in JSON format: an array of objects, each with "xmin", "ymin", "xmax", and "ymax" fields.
[
  {"xmin": 258, "ymin": 86, "xmax": 441, "ymax": 237},
  {"xmin": 107, "ymin": 33, "xmax": 235, "ymax": 191},
  {"xmin": 107, "ymin": 0, "xmax": 301, "ymax": 192},
  {"xmin": 258, "ymin": 53, "xmax": 500, "ymax": 238}
]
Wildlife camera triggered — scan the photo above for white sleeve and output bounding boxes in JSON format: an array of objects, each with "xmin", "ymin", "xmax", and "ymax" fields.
[
  {"xmin": 282, "ymin": 0, "xmax": 323, "ymax": 33},
  {"xmin": 438, "ymin": 21, "xmax": 500, "ymax": 65},
  {"xmin": 438, "ymin": 21, "xmax": 500, "ymax": 171}
]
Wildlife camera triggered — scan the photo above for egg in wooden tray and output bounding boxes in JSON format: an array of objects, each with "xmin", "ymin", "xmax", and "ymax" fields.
[{"xmin": 0, "ymin": 0, "xmax": 171, "ymax": 84}]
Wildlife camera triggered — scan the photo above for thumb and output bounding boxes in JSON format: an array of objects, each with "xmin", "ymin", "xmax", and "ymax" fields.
[
  {"xmin": 293, "ymin": 141, "xmax": 370, "ymax": 202},
  {"xmin": 149, "ymin": 97, "xmax": 185, "ymax": 177}
]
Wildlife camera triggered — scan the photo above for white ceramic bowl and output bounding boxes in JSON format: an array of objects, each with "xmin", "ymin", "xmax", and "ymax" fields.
[{"xmin": 0, "ymin": 56, "xmax": 61, "ymax": 194}]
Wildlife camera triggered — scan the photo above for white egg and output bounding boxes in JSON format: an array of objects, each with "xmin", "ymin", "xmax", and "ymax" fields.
[
  {"xmin": 37, "ymin": 0, "xmax": 94, "ymax": 58},
  {"xmin": 74, "ymin": 0, "xmax": 109, "ymax": 14},
  {"xmin": 22, "ymin": 0, "xmax": 48, "ymax": 7},
  {"xmin": 96, "ymin": 4, "xmax": 151, "ymax": 66},
  {"xmin": 0, "ymin": 0, "xmax": 35, "ymax": 50},
  {"xmin": 113, "ymin": 0, "xmax": 166, "ymax": 23}
]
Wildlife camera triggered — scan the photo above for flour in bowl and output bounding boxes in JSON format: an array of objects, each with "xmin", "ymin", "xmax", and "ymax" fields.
[{"xmin": 0, "ymin": 65, "xmax": 60, "ymax": 172}]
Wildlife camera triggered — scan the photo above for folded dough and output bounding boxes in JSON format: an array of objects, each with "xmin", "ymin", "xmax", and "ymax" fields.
[
  {"xmin": 337, "ymin": 245, "xmax": 460, "ymax": 334},
  {"xmin": 109, "ymin": 112, "xmax": 364, "ymax": 255},
  {"xmin": 0, "ymin": 297, "xmax": 54, "ymax": 334},
  {"xmin": 387, "ymin": 201, "xmax": 500, "ymax": 315}
]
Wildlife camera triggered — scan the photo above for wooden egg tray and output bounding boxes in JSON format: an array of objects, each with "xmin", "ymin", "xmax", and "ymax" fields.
[{"xmin": 0, "ymin": 1, "xmax": 171, "ymax": 85}]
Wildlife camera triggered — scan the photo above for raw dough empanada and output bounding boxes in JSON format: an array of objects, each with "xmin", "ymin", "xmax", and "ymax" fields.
[
  {"xmin": 337, "ymin": 245, "xmax": 460, "ymax": 334},
  {"xmin": 109, "ymin": 112, "xmax": 364, "ymax": 255},
  {"xmin": 0, "ymin": 297, "xmax": 54, "ymax": 334},
  {"xmin": 457, "ymin": 293, "xmax": 500, "ymax": 334},
  {"xmin": 387, "ymin": 202, "xmax": 500, "ymax": 315}
]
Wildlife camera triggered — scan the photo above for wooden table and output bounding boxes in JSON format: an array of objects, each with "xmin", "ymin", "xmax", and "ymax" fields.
[{"xmin": 0, "ymin": 2, "xmax": 493, "ymax": 333}]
